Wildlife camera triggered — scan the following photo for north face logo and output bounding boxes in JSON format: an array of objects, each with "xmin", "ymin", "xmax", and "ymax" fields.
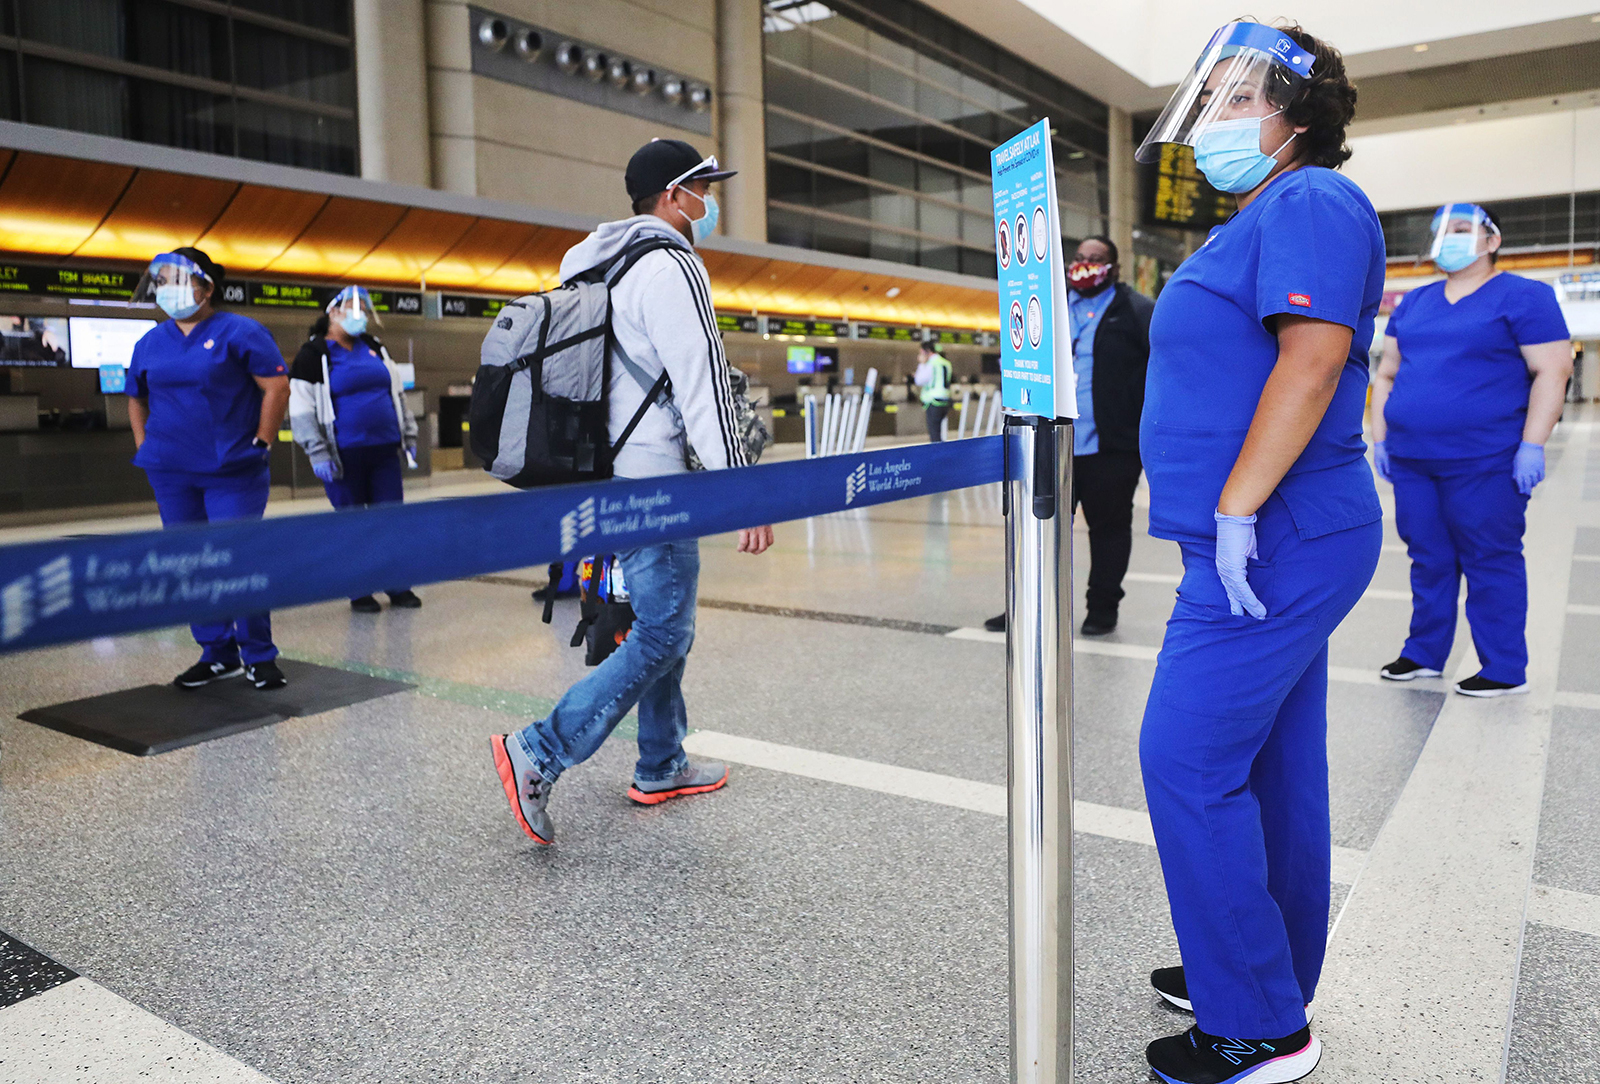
[
  {"xmin": 559, "ymin": 497, "xmax": 597, "ymax": 556},
  {"xmin": 844, "ymin": 463, "xmax": 868, "ymax": 505}
]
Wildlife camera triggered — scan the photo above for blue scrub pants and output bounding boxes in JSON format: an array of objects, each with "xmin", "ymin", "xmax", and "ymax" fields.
[
  {"xmin": 1140, "ymin": 494, "xmax": 1380, "ymax": 1039},
  {"xmin": 144, "ymin": 465, "xmax": 276, "ymax": 665},
  {"xmin": 322, "ymin": 444, "xmax": 409, "ymax": 596},
  {"xmin": 1390, "ymin": 451, "xmax": 1528, "ymax": 685}
]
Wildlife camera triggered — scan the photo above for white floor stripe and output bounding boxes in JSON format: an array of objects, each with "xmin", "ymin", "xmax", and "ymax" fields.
[
  {"xmin": 685, "ymin": 728, "xmax": 1375, "ymax": 886},
  {"xmin": 0, "ymin": 978, "xmax": 271, "ymax": 1082},
  {"xmin": 1566, "ymin": 603, "xmax": 1600, "ymax": 616},
  {"xmin": 1573, "ymin": 554, "xmax": 1600, "ymax": 563},
  {"xmin": 1316, "ymin": 416, "xmax": 1591, "ymax": 1083},
  {"xmin": 1554, "ymin": 690, "xmax": 1600, "ymax": 710},
  {"xmin": 946, "ymin": 628, "xmax": 1427, "ymax": 690},
  {"xmin": 1527, "ymin": 884, "xmax": 1600, "ymax": 938}
]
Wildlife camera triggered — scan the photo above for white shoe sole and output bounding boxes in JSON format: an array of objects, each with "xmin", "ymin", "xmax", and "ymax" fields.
[
  {"xmin": 1236, "ymin": 1034, "xmax": 1322, "ymax": 1082},
  {"xmin": 1379, "ymin": 668, "xmax": 1441, "ymax": 681},
  {"xmin": 1454, "ymin": 683, "xmax": 1529, "ymax": 698}
]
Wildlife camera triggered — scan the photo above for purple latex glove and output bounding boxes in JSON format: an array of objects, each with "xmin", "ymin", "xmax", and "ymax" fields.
[
  {"xmin": 1214, "ymin": 510, "xmax": 1267, "ymax": 620},
  {"xmin": 1512, "ymin": 441, "xmax": 1544, "ymax": 495},
  {"xmin": 1373, "ymin": 439, "xmax": 1391, "ymax": 483},
  {"xmin": 312, "ymin": 459, "xmax": 338, "ymax": 484}
]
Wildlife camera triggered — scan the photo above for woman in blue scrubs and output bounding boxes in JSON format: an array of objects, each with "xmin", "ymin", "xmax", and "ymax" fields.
[
  {"xmin": 1131, "ymin": 23, "xmax": 1383, "ymax": 1083},
  {"xmin": 288, "ymin": 286, "xmax": 421, "ymax": 613},
  {"xmin": 1370, "ymin": 204, "xmax": 1571, "ymax": 696},
  {"xmin": 126, "ymin": 248, "xmax": 291, "ymax": 690}
]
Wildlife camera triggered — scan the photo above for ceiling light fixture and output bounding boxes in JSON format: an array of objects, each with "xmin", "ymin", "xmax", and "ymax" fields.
[{"xmin": 1413, "ymin": 43, "xmax": 1429, "ymax": 52}]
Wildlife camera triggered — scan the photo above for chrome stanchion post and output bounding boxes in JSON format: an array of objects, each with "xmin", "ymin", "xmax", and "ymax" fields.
[{"xmin": 1005, "ymin": 415, "xmax": 1074, "ymax": 1084}]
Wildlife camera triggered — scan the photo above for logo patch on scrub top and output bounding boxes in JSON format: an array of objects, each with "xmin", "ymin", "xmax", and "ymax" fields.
[
  {"xmin": 203, "ymin": 339, "xmax": 215, "ymax": 349},
  {"xmin": 1288, "ymin": 293, "xmax": 1311, "ymax": 308}
]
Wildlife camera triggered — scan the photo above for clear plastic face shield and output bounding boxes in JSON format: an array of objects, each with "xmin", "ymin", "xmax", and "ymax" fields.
[
  {"xmin": 1429, "ymin": 204, "xmax": 1500, "ymax": 272},
  {"xmin": 1134, "ymin": 22, "xmax": 1315, "ymax": 167},
  {"xmin": 326, "ymin": 285, "xmax": 378, "ymax": 337},
  {"xmin": 132, "ymin": 253, "xmax": 211, "ymax": 319}
]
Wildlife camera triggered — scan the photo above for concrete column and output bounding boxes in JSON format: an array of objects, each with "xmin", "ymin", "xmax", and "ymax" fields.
[
  {"xmin": 423, "ymin": 1, "xmax": 476, "ymax": 196},
  {"xmin": 716, "ymin": 0, "xmax": 767, "ymax": 242},
  {"xmin": 1105, "ymin": 106, "xmax": 1136, "ymax": 264},
  {"xmin": 354, "ymin": 0, "xmax": 433, "ymax": 187}
]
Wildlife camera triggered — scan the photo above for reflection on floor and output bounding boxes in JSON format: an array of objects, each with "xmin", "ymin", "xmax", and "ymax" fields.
[{"xmin": 0, "ymin": 416, "xmax": 1596, "ymax": 1083}]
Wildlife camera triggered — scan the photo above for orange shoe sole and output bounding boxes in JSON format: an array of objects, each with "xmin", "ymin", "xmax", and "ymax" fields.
[
  {"xmin": 490, "ymin": 735, "xmax": 551, "ymax": 845},
  {"xmin": 627, "ymin": 767, "xmax": 729, "ymax": 806}
]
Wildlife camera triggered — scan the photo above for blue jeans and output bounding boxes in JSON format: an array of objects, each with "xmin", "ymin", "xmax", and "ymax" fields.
[
  {"xmin": 516, "ymin": 539, "xmax": 698, "ymax": 785},
  {"xmin": 144, "ymin": 464, "xmax": 277, "ymax": 665},
  {"xmin": 1140, "ymin": 494, "xmax": 1381, "ymax": 1038},
  {"xmin": 1391, "ymin": 451, "xmax": 1528, "ymax": 685}
]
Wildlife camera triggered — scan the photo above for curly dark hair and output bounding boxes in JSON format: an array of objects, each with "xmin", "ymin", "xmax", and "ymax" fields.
[{"xmin": 1261, "ymin": 24, "xmax": 1358, "ymax": 170}]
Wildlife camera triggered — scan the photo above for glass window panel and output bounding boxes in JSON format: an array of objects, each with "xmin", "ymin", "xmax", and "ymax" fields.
[
  {"xmin": 234, "ymin": 99, "xmax": 356, "ymax": 173},
  {"xmin": 866, "ymin": 55, "xmax": 916, "ymax": 113},
  {"xmin": 919, "ymin": 243, "xmax": 960, "ymax": 273},
  {"xmin": 919, "ymin": 162, "xmax": 957, "ymax": 199},
  {"xmin": 918, "ymin": 200, "xmax": 958, "ymax": 244},
  {"xmin": 764, "ymin": 109, "xmax": 814, "ymax": 158},
  {"xmin": 870, "ymin": 228, "xmax": 915, "ymax": 265},
  {"xmin": 813, "ymin": 132, "xmax": 869, "ymax": 176},
  {"xmin": 767, "ymin": 206, "xmax": 816, "ymax": 252},
  {"xmin": 0, "ymin": 54, "xmax": 17, "ymax": 121},
  {"xmin": 130, "ymin": 78, "xmax": 233, "ymax": 154},
  {"xmin": 815, "ymin": 215, "xmax": 872, "ymax": 259},
  {"xmin": 809, "ymin": 30, "xmax": 871, "ymax": 96},
  {"xmin": 962, "ymin": 211, "xmax": 995, "ymax": 247},
  {"xmin": 767, "ymin": 160, "xmax": 815, "ymax": 206},
  {"xmin": 128, "ymin": 1, "xmax": 231, "ymax": 81},
  {"xmin": 868, "ymin": 145, "xmax": 915, "ymax": 190},
  {"xmin": 233, "ymin": 0, "xmax": 352, "ymax": 36},
  {"xmin": 18, "ymin": 0, "xmax": 122, "ymax": 58},
  {"xmin": 815, "ymin": 174, "xmax": 871, "ymax": 220},
  {"xmin": 233, "ymin": 23, "xmax": 354, "ymax": 108},
  {"xmin": 960, "ymin": 247, "xmax": 996, "ymax": 278},
  {"xmin": 867, "ymin": 189, "xmax": 915, "ymax": 231},
  {"xmin": 22, "ymin": 58, "xmax": 125, "ymax": 138}
]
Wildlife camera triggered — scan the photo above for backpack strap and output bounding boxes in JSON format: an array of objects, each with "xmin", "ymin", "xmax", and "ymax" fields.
[{"xmin": 599, "ymin": 235, "xmax": 685, "ymax": 459}]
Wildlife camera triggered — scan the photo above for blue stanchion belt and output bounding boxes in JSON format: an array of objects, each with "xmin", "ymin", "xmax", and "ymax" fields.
[{"xmin": 0, "ymin": 438, "xmax": 1004, "ymax": 654}]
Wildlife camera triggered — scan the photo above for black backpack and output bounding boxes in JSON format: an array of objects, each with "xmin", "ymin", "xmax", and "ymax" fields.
[{"xmin": 468, "ymin": 238, "xmax": 677, "ymax": 488}]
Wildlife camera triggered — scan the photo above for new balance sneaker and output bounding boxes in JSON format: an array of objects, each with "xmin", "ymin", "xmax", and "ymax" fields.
[
  {"xmin": 1455, "ymin": 673, "xmax": 1529, "ymax": 697},
  {"xmin": 490, "ymin": 734, "xmax": 554, "ymax": 844},
  {"xmin": 387, "ymin": 590, "xmax": 422, "ymax": 609},
  {"xmin": 1151, "ymin": 967, "xmax": 1314, "ymax": 1023},
  {"xmin": 350, "ymin": 595, "xmax": 382, "ymax": 613},
  {"xmin": 627, "ymin": 760, "xmax": 729, "ymax": 805},
  {"xmin": 1379, "ymin": 656, "xmax": 1441, "ymax": 681},
  {"xmin": 174, "ymin": 658, "xmax": 243, "ymax": 689},
  {"xmin": 1147, "ymin": 1024, "xmax": 1320, "ymax": 1084},
  {"xmin": 246, "ymin": 660, "xmax": 287, "ymax": 690}
]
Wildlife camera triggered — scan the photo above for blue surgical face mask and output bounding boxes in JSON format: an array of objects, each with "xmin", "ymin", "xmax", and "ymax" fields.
[
  {"xmin": 339, "ymin": 309, "xmax": 369, "ymax": 337},
  {"xmin": 678, "ymin": 187, "xmax": 719, "ymax": 245},
  {"xmin": 1434, "ymin": 233, "xmax": 1482, "ymax": 273},
  {"xmin": 155, "ymin": 283, "xmax": 203, "ymax": 320},
  {"xmin": 1192, "ymin": 110, "xmax": 1296, "ymax": 194}
]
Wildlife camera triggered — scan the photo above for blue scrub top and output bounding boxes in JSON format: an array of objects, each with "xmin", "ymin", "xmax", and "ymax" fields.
[
  {"xmin": 1383, "ymin": 274, "xmax": 1568, "ymax": 460},
  {"xmin": 1141, "ymin": 166, "xmax": 1385, "ymax": 544},
  {"xmin": 1068, "ymin": 288, "xmax": 1111, "ymax": 456},
  {"xmin": 127, "ymin": 310, "xmax": 287, "ymax": 474},
  {"xmin": 327, "ymin": 339, "xmax": 401, "ymax": 450}
]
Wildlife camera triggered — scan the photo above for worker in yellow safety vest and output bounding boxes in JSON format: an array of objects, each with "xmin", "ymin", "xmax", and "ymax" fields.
[{"xmin": 914, "ymin": 341, "xmax": 952, "ymax": 442}]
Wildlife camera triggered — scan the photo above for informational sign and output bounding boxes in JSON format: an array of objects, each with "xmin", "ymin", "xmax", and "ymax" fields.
[
  {"xmin": 0, "ymin": 263, "xmax": 139, "ymax": 300},
  {"xmin": 247, "ymin": 281, "xmax": 323, "ymax": 309},
  {"xmin": 441, "ymin": 294, "xmax": 512, "ymax": 319},
  {"xmin": 68, "ymin": 317, "xmax": 156, "ymax": 369},
  {"xmin": 927, "ymin": 329, "xmax": 983, "ymax": 346},
  {"xmin": 764, "ymin": 316, "xmax": 846, "ymax": 338},
  {"xmin": 991, "ymin": 119, "xmax": 1074, "ymax": 418},
  {"xmin": 1142, "ymin": 143, "xmax": 1231, "ymax": 230},
  {"xmin": 0, "ymin": 315, "xmax": 69, "ymax": 366},
  {"xmin": 716, "ymin": 313, "xmax": 760, "ymax": 334},
  {"xmin": 853, "ymin": 322, "xmax": 921, "ymax": 342}
]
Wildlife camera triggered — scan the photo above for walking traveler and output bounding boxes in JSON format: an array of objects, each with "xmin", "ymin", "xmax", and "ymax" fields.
[
  {"xmin": 127, "ymin": 247, "xmax": 290, "ymax": 690},
  {"xmin": 289, "ymin": 285, "xmax": 423, "ymax": 612},
  {"xmin": 1369, "ymin": 203, "xmax": 1571, "ymax": 696},
  {"xmin": 984, "ymin": 235, "xmax": 1153, "ymax": 635},
  {"xmin": 490, "ymin": 139, "xmax": 774, "ymax": 846},
  {"xmin": 1132, "ymin": 22, "xmax": 1382, "ymax": 1083},
  {"xmin": 913, "ymin": 341, "xmax": 952, "ymax": 441}
]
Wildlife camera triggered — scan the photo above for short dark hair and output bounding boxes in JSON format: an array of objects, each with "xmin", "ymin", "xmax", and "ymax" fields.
[
  {"xmin": 1078, "ymin": 235, "xmax": 1118, "ymax": 264},
  {"xmin": 1481, "ymin": 206, "xmax": 1505, "ymax": 264},
  {"xmin": 632, "ymin": 191, "xmax": 664, "ymax": 216},
  {"xmin": 1262, "ymin": 25, "xmax": 1358, "ymax": 170},
  {"xmin": 171, "ymin": 246, "xmax": 226, "ymax": 300}
]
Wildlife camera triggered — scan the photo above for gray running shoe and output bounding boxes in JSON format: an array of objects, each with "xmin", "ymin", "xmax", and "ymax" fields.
[
  {"xmin": 491, "ymin": 734, "xmax": 554, "ymax": 844},
  {"xmin": 628, "ymin": 760, "xmax": 729, "ymax": 805}
]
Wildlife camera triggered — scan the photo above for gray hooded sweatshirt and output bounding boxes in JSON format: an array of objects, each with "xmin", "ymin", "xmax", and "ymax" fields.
[{"xmin": 558, "ymin": 216, "xmax": 747, "ymax": 479}]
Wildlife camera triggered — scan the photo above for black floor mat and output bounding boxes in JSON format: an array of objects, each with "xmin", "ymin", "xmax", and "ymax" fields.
[{"xmin": 18, "ymin": 659, "xmax": 414, "ymax": 756}]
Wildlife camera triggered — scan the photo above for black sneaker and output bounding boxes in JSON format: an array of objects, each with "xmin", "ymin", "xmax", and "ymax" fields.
[
  {"xmin": 174, "ymin": 658, "xmax": 243, "ymax": 689},
  {"xmin": 387, "ymin": 590, "xmax": 422, "ymax": 608},
  {"xmin": 983, "ymin": 613, "xmax": 1006, "ymax": 633},
  {"xmin": 1152, "ymin": 966, "xmax": 1192, "ymax": 1011},
  {"xmin": 1081, "ymin": 612, "xmax": 1117, "ymax": 636},
  {"xmin": 1147, "ymin": 1024, "xmax": 1320, "ymax": 1084},
  {"xmin": 1379, "ymin": 656, "xmax": 1441, "ymax": 681},
  {"xmin": 1455, "ymin": 673, "xmax": 1529, "ymax": 697},
  {"xmin": 350, "ymin": 595, "xmax": 382, "ymax": 613},
  {"xmin": 246, "ymin": 660, "xmax": 288, "ymax": 690}
]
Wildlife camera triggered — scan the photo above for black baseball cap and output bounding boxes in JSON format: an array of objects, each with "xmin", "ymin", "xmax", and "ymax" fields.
[{"xmin": 625, "ymin": 138, "xmax": 736, "ymax": 202}]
